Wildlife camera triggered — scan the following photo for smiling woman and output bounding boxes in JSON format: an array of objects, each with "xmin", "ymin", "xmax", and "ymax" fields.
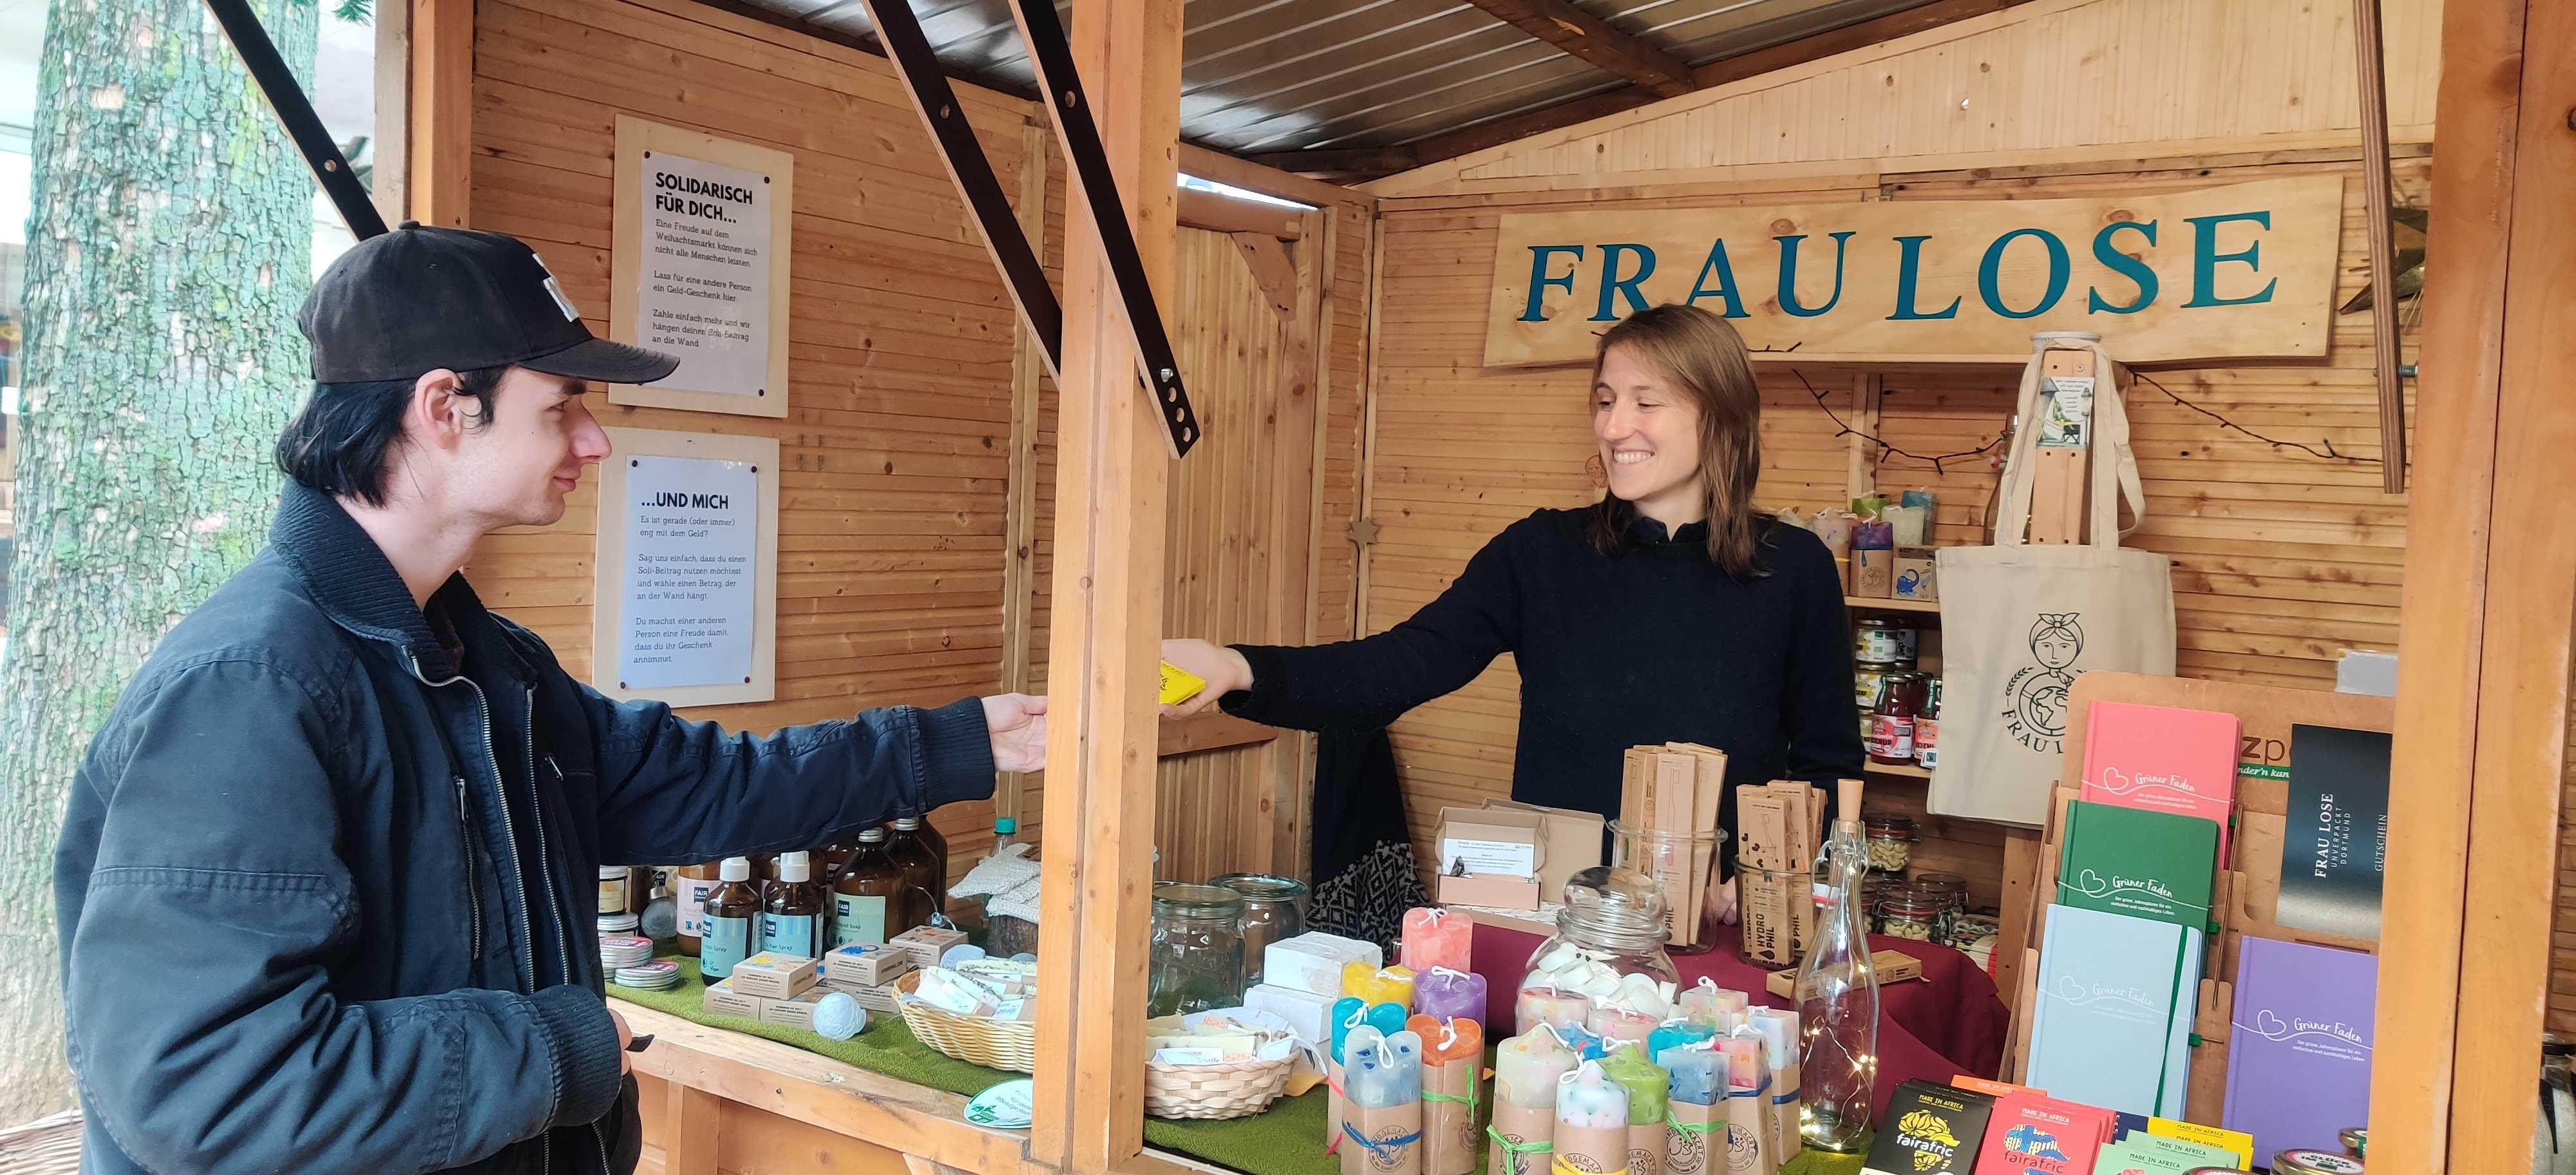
[{"xmin": 1163, "ymin": 302, "xmax": 1865, "ymax": 899}]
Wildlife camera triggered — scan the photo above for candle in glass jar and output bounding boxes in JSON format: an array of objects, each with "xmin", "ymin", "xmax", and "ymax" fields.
[
  {"xmin": 1516, "ymin": 986, "xmax": 1590, "ymax": 1036},
  {"xmin": 1587, "ymin": 1004, "xmax": 1659, "ymax": 1047},
  {"xmin": 1413, "ymin": 966, "xmax": 1487, "ymax": 1024},
  {"xmin": 1555, "ymin": 1060, "xmax": 1629, "ymax": 1130},
  {"xmin": 1495, "ymin": 1027, "xmax": 1578, "ymax": 1107},
  {"xmin": 1646, "ymin": 1018, "xmax": 1715, "ymax": 1061},
  {"xmin": 1658, "ymin": 1041, "xmax": 1724, "ymax": 1105},
  {"xmin": 1400, "ymin": 907, "xmax": 1472, "ymax": 974},
  {"xmin": 1343, "ymin": 962, "xmax": 1417, "ymax": 1008},
  {"xmin": 1596, "ymin": 1042, "xmax": 1670, "ymax": 1125}
]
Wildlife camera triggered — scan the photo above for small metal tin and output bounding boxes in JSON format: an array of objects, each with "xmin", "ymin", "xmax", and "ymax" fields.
[
  {"xmin": 2338, "ymin": 1127, "xmax": 2365, "ymax": 1160},
  {"xmin": 2272, "ymin": 1149, "xmax": 2364, "ymax": 1174},
  {"xmin": 1852, "ymin": 618, "xmax": 1918, "ymax": 663}
]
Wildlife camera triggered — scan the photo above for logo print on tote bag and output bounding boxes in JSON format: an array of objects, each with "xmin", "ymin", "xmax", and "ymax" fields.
[{"xmin": 2000, "ymin": 612, "xmax": 2083, "ymax": 754}]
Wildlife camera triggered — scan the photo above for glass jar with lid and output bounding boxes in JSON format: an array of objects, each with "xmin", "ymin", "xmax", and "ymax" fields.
[
  {"xmin": 1912, "ymin": 872, "xmax": 1969, "ymax": 939},
  {"xmin": 1877, "ymin": 883, "xmax": 1944, "ymax": 942},
  {"xmin": 1606, "ymin": 821, "xmax": 1728, "ymax": 956},
  {"xmin": 1146, "ymin": 883, "xmax": 1246, "ymax": 1017},
  {"xmin": 1207, "ymin": 872, "xmax": 1307, "ymax": 986},
  {"xmin": 1861, "ymin": 813, "xmax": 1918, "ymax": 872},
  {"xmin": 1519, "ymin": 867, "xmax": 1681, "ymax": 1037}
]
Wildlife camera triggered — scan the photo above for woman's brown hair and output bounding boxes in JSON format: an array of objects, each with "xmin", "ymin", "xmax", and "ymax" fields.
[{"xmin": 1584, "ymin": 303, "xmax": 1766, "ymax": 577}]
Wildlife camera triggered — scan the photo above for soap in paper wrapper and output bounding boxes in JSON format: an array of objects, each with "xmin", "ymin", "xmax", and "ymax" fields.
[
  {"xmin": 1553, "ymin": 1122, "xmax": 1631, "ymax": 1175},
  {"xmin": 1489, "ymin": 1098, "xmax": 1555, "ymax": 1175},
  {"xmin": 1627, "ymin": 1120, "xmax": 1666, "ymax": 1175},
  {"xmin": 1662, "ymin": 1100, "xmax": 1721, "ymax": 1175},
  {"xmin": 1421, "ymin": 1055, "xmax": 1479, "ymax": 1175},
  {"xmin": 1341, "ymin": 1100, "xmax": 1423, "ymax": 1175}
]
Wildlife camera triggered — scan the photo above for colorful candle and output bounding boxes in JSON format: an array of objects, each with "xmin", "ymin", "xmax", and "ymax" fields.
[
  {"xmin": 1349, "ymin": 1029, "xmax": 1425, "ymax": 1107},
  {"xmin": 1743, "ymin": 1010, "xmax": 1797, "ymax": 1076},
  {"xmin": 1343, "ymin": 962, "xmax": 1417, "ymax": 1008},
  {"xmin": 1332, "ymin": 997, "xmax": 1369, "ymax": 1063},
  {"xmin": 1645, "ymin": 1018, "xmax": 1715, "ymax": 1062},
  {"xmin": 1414, "ymin": 966, "xmax": 1488, "ymax": 1024},
  {"xmin": 1559, "ymin": 1022, "xmax": 1609, "ymax": 1060},
  {"xmin": 1345, "ymin": 1025, "xmax": 1385, "ymax": 1075},
  {"xmin": 1495, "ymin": 1027, "xmax": 1578, "ymax": 1108},
  {"xmin": 1587, "ymin": 1003, "xmax": 1659, "ymax": 1047},
  {"xmin": 1718, "ymin": 1035, "xmax": 1763, "ymax": 1090},
  {"xmin": 1555, "ymin": 1060, "xmax": 1629, "ymax": 1130},
  {"xmin": 1409, "ymin": 1013, "xmax": 1485, "ymax": 1064},
  {"xmin": 1365, "ymin": 1000, "xmax": 1410, "ymax": 1038},
  {"xmin": 1400, "ymin": 907, "xmax": 1473, "ymax": 974},
  {"xmin": 1516, "ymin": 985, "xmax": 1590, "ymax": 1036},
  {"xmin": 1658, "ymin": 1040, "xmax": 1724, "ymax": 1105},
  {"xmin": 1596, "ymin": 1042, "xmax": 1671, "ymax": 1125},
  {"xmin": 1676, "ymin": 979, "xmax": 1749, "ymax": 1027}
]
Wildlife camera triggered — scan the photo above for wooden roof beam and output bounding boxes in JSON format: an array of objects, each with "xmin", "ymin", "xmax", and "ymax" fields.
[{"xmin": 1462, "ymin": 0, "xmax": 1696, "ymax": 97}]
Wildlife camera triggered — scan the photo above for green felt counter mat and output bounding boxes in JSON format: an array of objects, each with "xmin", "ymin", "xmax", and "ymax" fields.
[{"xmin": 605, "ymin": 959, "xmax": 1862, "ymax": 1175}]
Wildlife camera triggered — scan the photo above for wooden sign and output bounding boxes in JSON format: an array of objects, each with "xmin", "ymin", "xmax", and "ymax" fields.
[{"xmin": 1483, "ymin": 177, "xmax": 2343, "ymax": 367}]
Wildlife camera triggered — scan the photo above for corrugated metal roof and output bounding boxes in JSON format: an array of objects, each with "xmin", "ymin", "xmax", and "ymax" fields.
[{"xmin": 731, "ymin": 0, "xmax": 1930, "ymax": 155}]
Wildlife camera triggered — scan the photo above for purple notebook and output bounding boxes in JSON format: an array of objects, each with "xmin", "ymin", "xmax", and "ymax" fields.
[{"xmin": 2222, "ymin": 937, "xmax": 2375, "ymax": 1158}]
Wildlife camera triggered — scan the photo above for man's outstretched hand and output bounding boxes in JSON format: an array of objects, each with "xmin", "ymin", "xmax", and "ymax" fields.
[{"xmin": 983, "ymin": 693, "xmax": 1048, "ymax": 774}]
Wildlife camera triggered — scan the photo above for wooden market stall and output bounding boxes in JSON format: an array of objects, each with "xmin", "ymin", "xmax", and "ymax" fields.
[{"xmin": 346, "ymin": 0, "xmax": 2576, "ymax": 1170}]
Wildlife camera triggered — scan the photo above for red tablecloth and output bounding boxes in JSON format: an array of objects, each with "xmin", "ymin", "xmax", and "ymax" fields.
[{"xmin": 1468, "ymin": 922, "xmax": 2008, "ymax": 1117}]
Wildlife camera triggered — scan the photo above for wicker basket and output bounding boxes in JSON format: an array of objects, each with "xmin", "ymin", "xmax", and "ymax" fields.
[
  {"xmin": 1142, "ymin": 1033, "xmax": 1298, "ymax": 1121},
  {"xmin": 895, "ymin": 971, "xmax": 1038, "ymax": 1073}
]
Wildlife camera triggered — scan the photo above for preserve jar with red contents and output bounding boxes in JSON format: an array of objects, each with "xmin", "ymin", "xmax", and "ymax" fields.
[{"xmin": 1866, "ymin": 672, "xmax": 1929, "ymax": 765}]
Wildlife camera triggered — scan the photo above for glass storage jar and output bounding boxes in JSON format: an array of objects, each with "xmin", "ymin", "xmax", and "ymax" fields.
[
  {"xmin": 1607, "ymin": 821, "xmax": 1729, "ymax": 957},
  {"xmin": 1877, "ymin": 884, "xmax": 1944, "ymax": 942},
  {"xmin": 1912, "ymin": 872, "xmax": 1969, "ymax": 940},
  {"xmin": 1861, "ymin": 813, "xmax": 1917, "ymax": 872},
  {"xmin": 1146, "ymin": 883, "xmax": 1245, "ymax": 1017},
  {"xmin": 1207, "ymin": 872, "xmax": 1307, "ymax": 986},
  {"xmin": 1519, "ymin": 867, "xmax": 1681, "ymax": 1036}
]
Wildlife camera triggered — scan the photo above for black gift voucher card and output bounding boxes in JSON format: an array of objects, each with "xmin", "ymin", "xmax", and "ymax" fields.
[{"xmin": 2275, "ymin": 723, "xmax": 2390, "ymax": 939}]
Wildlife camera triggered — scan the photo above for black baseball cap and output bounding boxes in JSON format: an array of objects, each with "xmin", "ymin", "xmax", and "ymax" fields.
[{"xmin": 298, "ymin": 221, "xmax": 680, "ymax": 385}]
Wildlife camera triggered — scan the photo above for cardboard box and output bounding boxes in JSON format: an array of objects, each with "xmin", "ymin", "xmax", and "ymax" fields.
[
  {"xmin": 1736, "ymin": 790, "xmax": 1798, "ymax": 874},
  {"xmin": 848, "ymin": 979, "xmax": 905, "ymax": 1015},
  {"xmin": 1480, "ymin": 799, "xmax": 1605, "ymax": 899},
  {"xmin": 889, "ymin": 925, "xmax": 969, "ymax": 971},
  {"xmin": 1852, "ymin": 546, "xmax": 1894, "ymax": 598},
  {"xmin": 1432, "ymin": 806, "xmax": 1546, "ymax": 910},
  {"xmin": 1264, "ymin": 932, "xmax": 1385, "ymax": 998},
  {"xmin": 1245, "ymin": 982, "xmax": 1338, "ymax": 1046},
  {"xmin": 702, "ymin": 977, "xmax": 770, "ymax": 1020},
  {"xmin": 1738, "ymin": 863, "xmax": 1800, "ymax": 968},
  {"xmin": 729, "ymin": 951, "xmax": 819, "ymax": 1000},
  {"xmin": 820, "ymin": 942, "xmax": 914, "ymax": 988},
  {"xmin": 761, "ymin": 989, "xmax": 826, "ymax": 1032},
  {"xmin": 1893, "ymin": 548, "xmax": 1938, "ymax": 601},
  {"xmin": 1763, "ymin": 950, "xmax": 1924, "ymax": 998}
]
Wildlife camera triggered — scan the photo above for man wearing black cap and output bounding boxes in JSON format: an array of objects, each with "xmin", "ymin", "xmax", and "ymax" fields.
[{"xmin": 52, "ymin": 223, "xmax": 1046, "ymax": 1175}]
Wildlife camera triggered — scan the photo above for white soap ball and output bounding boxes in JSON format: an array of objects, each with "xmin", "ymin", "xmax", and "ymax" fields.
[
  {"xmin": 812, "ymin": 992, "xmax": 867, "ymax": 1040},
  {"xmin": 942, "ymin": 944, "xmax": 989, "ymax": 967}
]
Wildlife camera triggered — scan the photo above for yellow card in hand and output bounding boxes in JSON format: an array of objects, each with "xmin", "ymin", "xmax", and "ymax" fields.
[{"xmin": 1158, "ymin": 660, "xmax": 1206, "ymax": 705}]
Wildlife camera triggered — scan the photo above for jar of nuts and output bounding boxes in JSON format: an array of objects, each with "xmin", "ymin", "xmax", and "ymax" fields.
[
  {"xmin": 1861, "ymin": 813, "xmax": 1918, "ymax": 872},
  {"xmin": 1877, "ymin": 884, "xmax": 1943, "ymax": 942}
]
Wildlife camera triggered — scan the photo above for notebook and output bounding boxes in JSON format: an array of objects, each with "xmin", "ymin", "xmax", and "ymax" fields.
[
  {"xmin": 2081, "ymin": 700, "xmax": 2240, "ymax": 865},
  {"xmin": 2023, "ymin": 904, "xmax": 2199, "ymax": 1118},
  {"xmin": 2056, "ymin": 800, "xmax": 2219, "ymax": 931},
  {"xmin": 1973, "ymin": 1089, "xmax": 2114, "ymax": 1175},
  {"xmin": 2275, "ymin": 723, "xmax": 2391, "ymax": 939},
  {"xmin": 2223, "ymin": 937, "xmax": 2376, "ymax": 1160}
]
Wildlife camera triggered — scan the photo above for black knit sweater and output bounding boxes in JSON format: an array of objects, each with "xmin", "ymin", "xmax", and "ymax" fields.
[{"xmin": 1224, "ymin": 508, "xmax": 1864, "ymax": 859}]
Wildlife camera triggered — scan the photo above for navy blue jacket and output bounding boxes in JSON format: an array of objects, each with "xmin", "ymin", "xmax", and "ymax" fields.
[{"xmin": 53, "ymin": 483, "xmax": 998, "ymax": 1174}]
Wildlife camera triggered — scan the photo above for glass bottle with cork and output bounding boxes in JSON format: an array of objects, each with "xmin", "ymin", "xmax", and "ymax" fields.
[
  {"xmin": 701, "ymin": 857, "xmax": 761, "ymax": 979},
  {"xmin": 761, "ymin": 850, "xmax": 826, "ymax": 958},
  {"xmin": 831, "ymin": 828, "xmax": 903, "ymax": 948},
  {"xmin": 886, "ymin": 817, "xmax": 946, "ymax": 932}
]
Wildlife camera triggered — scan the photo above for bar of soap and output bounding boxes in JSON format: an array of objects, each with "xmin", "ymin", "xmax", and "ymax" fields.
[
  {"xmin": 1262, "ymin": 932, "xmax": 1384, "ymax": 998},
  {"xmin": 1245, "ymin": 982, "xmax": 1337, "ymax": 1045}
]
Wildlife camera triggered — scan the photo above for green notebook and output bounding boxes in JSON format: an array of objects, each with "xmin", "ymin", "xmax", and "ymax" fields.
[{"xmin": 2056, "ymin": 799, "xmax": 2219, "ymax": 930}]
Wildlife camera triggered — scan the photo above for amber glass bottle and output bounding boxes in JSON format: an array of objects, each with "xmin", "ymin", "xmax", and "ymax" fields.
[
  {"xmin": 887, "ymin": 817, "xmax": 945, "ymax": 931},
  {"xmin": 700, "ymin": 857, "xmax": 761, "ymax": 979}
]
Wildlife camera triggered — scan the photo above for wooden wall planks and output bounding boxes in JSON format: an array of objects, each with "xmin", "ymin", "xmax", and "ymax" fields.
[{"xmin": 1363, "ymin": 154, "xmax": 2422, "ymax": 911}]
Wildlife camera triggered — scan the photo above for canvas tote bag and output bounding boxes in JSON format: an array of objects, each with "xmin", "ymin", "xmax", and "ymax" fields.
[{"xmin": 1928, "ymin": 334, "xmax": 2177, "ymax": 826}]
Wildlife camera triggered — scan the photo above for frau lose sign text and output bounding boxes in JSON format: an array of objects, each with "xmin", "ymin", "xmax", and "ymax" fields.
[{"xmin": 1483, "ymin": 177, "xmax": 2344, "ymax": 366}]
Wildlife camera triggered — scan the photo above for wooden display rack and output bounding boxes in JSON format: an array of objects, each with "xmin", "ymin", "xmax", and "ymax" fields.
[{"xmin": 1998, "ymin": 671, "xmax": 2392, "ymax": 1123}]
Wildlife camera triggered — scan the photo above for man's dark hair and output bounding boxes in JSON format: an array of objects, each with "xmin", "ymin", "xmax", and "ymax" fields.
[{"xmin": 274, "ymin": 365, "xmax": 510, "ymax": 506}]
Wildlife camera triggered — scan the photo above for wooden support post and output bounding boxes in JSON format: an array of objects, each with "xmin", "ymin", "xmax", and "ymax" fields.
[
  {"xmin": 996, "ymin": 120, "xmax": 1050, "ymax": 830},
  {"xmin": 406, "ymin": 0, "xmax": 472, "ymax": 228},
  {"xmin": 2351, "ymin": 0, "xmax": 2409, "ymax": 493},
  {"xmin": 661, "ymin": 1081, "xmax": 724, "ymax": 1175},
  {"xmin": 1844, "ymin": 372, "xmax": 1881, "ymax": 504},
  {"xmin": 1027, "ymin": 0, "xmax": 1180, "ymax": 1167}
]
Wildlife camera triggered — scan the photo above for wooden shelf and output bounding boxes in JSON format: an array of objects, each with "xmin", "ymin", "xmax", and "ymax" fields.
[
  {"xmin": 1864, "ymin": 761, "xmax": 1932, "ymax": 779},
  {"xmin": 1845, "ymin": 595, "xmax": 1939, "ymax": 614}
]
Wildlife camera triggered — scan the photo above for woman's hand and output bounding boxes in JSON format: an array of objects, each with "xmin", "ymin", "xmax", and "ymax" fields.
[
  {"xmin": 1706, "ymin": 875, "xmax": 1739, "ymax": 928},
  {"xmin": 1160, "ymin": 638, "xmax": 1251, "ymax": 717}
]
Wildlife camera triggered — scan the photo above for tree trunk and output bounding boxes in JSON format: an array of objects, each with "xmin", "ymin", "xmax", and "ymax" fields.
[{"xmin": 0, "ymin": 0, "xmax": 317, "ymax": 1123}]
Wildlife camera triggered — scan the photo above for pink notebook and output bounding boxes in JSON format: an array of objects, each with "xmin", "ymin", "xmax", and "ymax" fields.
[{"xmin": 2079, "ymin": 701, "xmax": 2239, "ymax": 865}]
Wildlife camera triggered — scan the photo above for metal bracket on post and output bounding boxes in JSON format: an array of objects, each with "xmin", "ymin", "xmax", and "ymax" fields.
[
  {"xmin": 204, "ymin": 0, "xmax": 388, "ymax": 240},
  {"xmin": 860, "ymin": 0, "xmax": 1202, "ymax": 459}
]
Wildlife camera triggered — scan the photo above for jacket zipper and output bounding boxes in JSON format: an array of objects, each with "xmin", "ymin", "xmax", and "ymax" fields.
[
  {"xmin": 452, "ymin": 776, "xmax": 483, "ymax": 960},
  {"xmin": 527, "ymin": 688, "xmax": 571, "ymax": 989},
  {"xmin": 410, "ymin": 659, "xmax": 533, "ymax": 992}
]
